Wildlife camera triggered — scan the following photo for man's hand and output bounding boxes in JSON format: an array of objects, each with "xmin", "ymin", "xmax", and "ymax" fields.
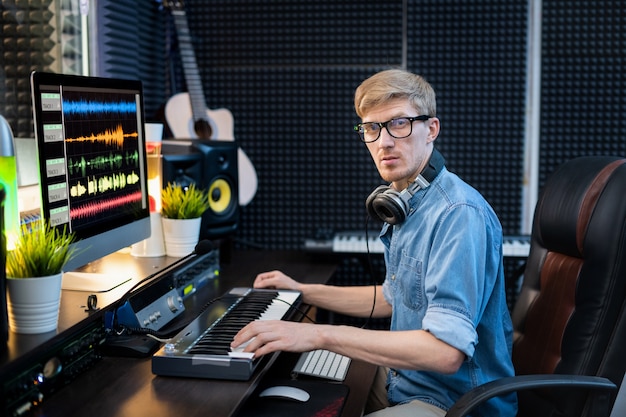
[
  {"xmin": 231, "ymin": 320, "xmax": 320, "ymax": 358},
  {"xmin": 254, "ymin": 270, "xmax": 302, "ymax": 291}
]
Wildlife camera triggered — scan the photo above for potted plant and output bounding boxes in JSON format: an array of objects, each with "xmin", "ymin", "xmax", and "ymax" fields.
[
  {"xmin": 160, "ymin": 182, "xmax": 210, "ymax": 257},
  {"xmin": 5, "ymin": 220, "xmax": 76, "ymax": 334}
]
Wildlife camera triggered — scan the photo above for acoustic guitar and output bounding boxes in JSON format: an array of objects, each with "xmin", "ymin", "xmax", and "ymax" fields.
[{"xmin": 163, "ymin": 0, "xmax": 257, "ymax": 206}]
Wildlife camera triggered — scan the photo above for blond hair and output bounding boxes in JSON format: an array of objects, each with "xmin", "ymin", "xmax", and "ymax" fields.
[{"xmin": 354, "ymin": 69, "xmax": 436, "ymax": 119}]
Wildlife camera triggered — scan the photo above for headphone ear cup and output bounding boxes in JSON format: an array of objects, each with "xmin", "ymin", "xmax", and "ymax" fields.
[
  {"xmin": 366, "ymin": 186, "xmax": 408, "ymax": 225},
  {"xmin": 372, "ymin": 191, "xmax": 407, "ymax": 225},
  {"xmin": 366, "ymin": 185, "xmax": 389, "ymax": 220}
]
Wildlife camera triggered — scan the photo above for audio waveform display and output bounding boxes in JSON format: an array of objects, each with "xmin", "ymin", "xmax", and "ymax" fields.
[
  {"xmin": 70, "ymin": 191, "xmax": 144, "ymax": 221},
  {"xmin": 69, "ymin": 171, "xmax": 141, "ymax": 197},
  {"xmin": 65, "ymin": 124, "xmax": 138, "ymax": 149},
  {"xmin": 62, "ymin": 98, "xmax": 137, "ymax": 115},
  {"xmin": 32, "ymin": 73, "xmax": 150, "ymax": 260},
  {"xmin": 68, "ymin": 151, "xmax": 139, "ymax": 177}
]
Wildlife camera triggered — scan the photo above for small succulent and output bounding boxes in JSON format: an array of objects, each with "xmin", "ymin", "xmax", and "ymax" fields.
[{"xmin": 161, "ymin": 182, "xmax": 210, "ymax": 219}]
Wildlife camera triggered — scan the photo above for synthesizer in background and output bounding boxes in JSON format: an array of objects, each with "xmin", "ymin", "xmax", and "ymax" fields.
[{"xmin": 304, "ymin": 231, "xmax": 531, "ymax": 258}]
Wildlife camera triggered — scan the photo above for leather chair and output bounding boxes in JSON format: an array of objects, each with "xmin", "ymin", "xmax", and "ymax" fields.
[{"xmin": 447, "ymin": 156, "xmax": 626, "ymax": 417}]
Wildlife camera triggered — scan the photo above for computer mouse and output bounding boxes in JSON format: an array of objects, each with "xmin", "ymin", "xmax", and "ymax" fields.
[{"xmin": 258, "ymin": 385, "xmax": 310, "ymax": 402}]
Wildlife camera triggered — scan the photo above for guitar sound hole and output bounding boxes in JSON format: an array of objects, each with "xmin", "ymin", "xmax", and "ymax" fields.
[{"xmin": 194, "ymin": 119, "xmax": 212, "ymax": 139}]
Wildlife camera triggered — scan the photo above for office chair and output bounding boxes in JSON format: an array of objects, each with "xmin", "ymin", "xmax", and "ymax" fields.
[{"xmin": 446, "ymin": 156, "xmax": 626, "ymax": 417}]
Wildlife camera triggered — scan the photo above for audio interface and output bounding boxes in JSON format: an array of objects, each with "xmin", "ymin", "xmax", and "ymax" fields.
[
  {"xmin": 171, "ymin": 249, "xmax": 219, "ymax": 298},
  {"xmin": 1, "ymin": 320, "xmax": 105, "ymax": 416},
  {"xmin": 111, "ymin": 249, "xmax": 219, "ymax": 332}
]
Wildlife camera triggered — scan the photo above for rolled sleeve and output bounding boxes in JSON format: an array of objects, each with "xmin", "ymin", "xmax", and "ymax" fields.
[{"xmin": 422, "ymin": 305, "xmax": 478, "ymax": 358}]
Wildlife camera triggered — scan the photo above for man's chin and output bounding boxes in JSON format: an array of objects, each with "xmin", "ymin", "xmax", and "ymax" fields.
[{"xmin": 378, "ymin": 169, "xmax": 406, "ymax": 184}]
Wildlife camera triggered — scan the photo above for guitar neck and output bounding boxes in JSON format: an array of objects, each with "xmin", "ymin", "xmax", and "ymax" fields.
[{"xmin": 171, "ymin": 9, "xmax": 208, "ymax": 122}]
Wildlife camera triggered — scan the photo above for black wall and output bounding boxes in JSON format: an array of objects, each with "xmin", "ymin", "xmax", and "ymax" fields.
[
  {"xmin": 167, "ymin": 0, "xmax": 626, "ymax": 251},
  {"xmin": 165, "ymin": 1, "xmax": 626, "ymax": 325},
  {"xmin": 175, "ymin": 0, "xmax": 529, "ymax": 251}
]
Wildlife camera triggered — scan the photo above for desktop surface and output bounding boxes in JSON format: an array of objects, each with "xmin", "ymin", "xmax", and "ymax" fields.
[{"xmin": 1, "ymin": 249, "xmax": 375, "ymax": 417}]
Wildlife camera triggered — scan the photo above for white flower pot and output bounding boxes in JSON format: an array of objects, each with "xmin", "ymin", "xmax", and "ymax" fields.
[
  {"xmin": 6, "ymin": 273, "xmax": 62, "ymax": 334},
  {"xmin": 161, "ymin": 217, "xmax": 202, "ymax": 257}
]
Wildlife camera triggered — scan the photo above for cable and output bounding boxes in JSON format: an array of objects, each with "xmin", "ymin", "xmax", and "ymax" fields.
[
  {"xmin": 272, "ymin": 296, "xmax": 318, "ymax": 324},
  {"xmin": 362, "ymin": 214, "xmax": 381, "ymax": 329},
  {"xmin": 106, "ymin": 240, "xmax": 215, "ymax": 332}
]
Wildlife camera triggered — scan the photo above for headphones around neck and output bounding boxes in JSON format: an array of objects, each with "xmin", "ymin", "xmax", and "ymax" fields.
[{"xmin": 365, "ymin": 149, "xmax": 445, "ymax": 225}]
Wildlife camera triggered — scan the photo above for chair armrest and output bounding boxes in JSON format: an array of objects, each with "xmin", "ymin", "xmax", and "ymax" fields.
[{"xmin": 445, "ymin": 374, "xmax": 616, "ymax": 417}]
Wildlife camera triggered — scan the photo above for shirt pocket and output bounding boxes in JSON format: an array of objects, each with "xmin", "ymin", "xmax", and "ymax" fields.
[{"xmin": 398, "ymin": 251, "xmax": 423, "ymax": 309}]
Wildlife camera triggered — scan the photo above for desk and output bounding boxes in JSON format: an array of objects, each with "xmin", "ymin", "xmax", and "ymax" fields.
[{"xmin": 1, "ymin": 249, "xmax": 376, "ymax": 417}]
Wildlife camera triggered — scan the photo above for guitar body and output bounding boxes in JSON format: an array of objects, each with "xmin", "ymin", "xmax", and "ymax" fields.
[
  {"xmin": 162, "ymin": 1, "xmax": 257, "ymax": 206},
  {"xmin": 165, "ymin": 92, "xmax": 258, "ymax": 206},
  {"xmin": 166, "ymin": 92, "xmax": 234, "ymax": 139}
]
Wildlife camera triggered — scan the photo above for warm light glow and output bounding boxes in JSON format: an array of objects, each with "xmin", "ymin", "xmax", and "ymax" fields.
[{"xmin": 146, "ymin": 152, "xmax": 162, "ymax": 213}]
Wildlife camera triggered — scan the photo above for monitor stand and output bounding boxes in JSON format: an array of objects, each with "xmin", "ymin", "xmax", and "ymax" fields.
[{"xmin": 62, "ymin": 271, "xmax": 132, "ymax": 293}]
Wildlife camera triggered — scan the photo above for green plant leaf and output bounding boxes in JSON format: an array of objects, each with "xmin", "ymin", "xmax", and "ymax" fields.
[
  {"xmin": 161, "ymin": 183, "xmax": 210, "ymax": 219},
  {"xmin": 6, "ymin": 220, "xmax": 76, "ymax": 278}
]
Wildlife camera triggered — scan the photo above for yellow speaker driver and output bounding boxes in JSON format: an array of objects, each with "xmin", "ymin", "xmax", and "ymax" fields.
[{"xmin": 208, "ymin": 178, "xmax": 232, "ymax": 214}]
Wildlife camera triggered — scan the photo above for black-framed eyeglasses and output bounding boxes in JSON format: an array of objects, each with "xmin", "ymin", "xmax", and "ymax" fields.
[{"xmin": 354, "ymin": 115, "xmax": 432, "ymax": 143}]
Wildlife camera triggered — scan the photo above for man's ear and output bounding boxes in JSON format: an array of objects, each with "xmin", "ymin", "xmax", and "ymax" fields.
[{"xmin": 426, "ymin": 117, "xmax": 440, "ymax": 143}]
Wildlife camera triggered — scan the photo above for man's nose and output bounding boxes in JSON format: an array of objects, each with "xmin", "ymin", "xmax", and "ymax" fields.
[{"xmin": 378, "ymin": 127, "xmax": 395, "ymax": 147}]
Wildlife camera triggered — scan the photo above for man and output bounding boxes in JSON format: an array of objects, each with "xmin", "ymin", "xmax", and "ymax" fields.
[{"xmin": 232, "ymin": 69, "xmax": 516, "ymax": 416}]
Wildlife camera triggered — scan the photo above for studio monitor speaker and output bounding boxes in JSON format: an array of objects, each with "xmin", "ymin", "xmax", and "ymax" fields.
[
  {"xmin": 161, "ymin": 140, "xmax": 239, "ymax": 240},
  {"xmin": 194, "ymin": 140, "xmax": 239, "ymax": 239},
  {"xmin": 161, "ymin": 142, "xmax": 203, "ymax": 189}
]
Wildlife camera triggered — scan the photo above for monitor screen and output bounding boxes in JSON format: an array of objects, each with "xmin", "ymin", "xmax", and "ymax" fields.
[{"xmin": 30, "ymin": 72, "xmax": 151, "ymax": 292}]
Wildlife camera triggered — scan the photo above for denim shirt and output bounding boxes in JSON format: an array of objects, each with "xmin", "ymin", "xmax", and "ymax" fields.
[{"xmin": 380, "ymin": 166, "xmax": 517, "ymax": 416}]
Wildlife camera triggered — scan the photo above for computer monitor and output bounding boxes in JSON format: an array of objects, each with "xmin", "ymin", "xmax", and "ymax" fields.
[{"xmin": 30, "ymin": 71, "xmax": 151, "ymax": 292}]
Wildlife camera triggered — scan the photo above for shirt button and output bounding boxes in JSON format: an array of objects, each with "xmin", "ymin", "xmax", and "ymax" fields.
[{"xmin": 391, "ymin": 274, "xmax": 396, "ymax": 280}]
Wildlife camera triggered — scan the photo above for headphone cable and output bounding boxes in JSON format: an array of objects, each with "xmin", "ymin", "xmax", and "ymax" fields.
[{"xmin": 362, "ymin": 215, "xmax": 381, "ymax": 329}]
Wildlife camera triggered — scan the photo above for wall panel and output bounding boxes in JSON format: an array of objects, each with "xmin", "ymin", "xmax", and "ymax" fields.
[{"xmin": 540, "ymin": 0, "xmax": 626, "ymax": 185}]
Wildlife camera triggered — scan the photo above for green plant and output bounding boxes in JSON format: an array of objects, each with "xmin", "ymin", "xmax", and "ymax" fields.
[
  {"xmin": 161, "ymin": 182, "xmax": 210, "ymax": 219},
  {"xmin": 6, "ymin": 220, "xmax": 76, "ymax": 278}
]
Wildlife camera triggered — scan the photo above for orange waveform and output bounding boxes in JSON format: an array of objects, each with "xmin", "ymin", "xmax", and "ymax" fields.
[{"xmin": 65, "ymin": 124, "xmax": 138, "ymax": 148}]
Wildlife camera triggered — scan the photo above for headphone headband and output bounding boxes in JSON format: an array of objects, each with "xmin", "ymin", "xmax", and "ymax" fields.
[{"xmin": 420, "ymin": 148, "xmax": 446, "ymax": 184}]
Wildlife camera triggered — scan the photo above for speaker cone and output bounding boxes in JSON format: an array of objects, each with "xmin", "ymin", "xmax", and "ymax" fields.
[{"xmin": 208, "ymin": 178, "xmax": 234, "ymax": 215}]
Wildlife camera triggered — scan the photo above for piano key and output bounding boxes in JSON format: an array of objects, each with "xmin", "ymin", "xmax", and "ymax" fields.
[{"xmin": 228, "ymin": 351, "xmax": 255, "ymax": 359}]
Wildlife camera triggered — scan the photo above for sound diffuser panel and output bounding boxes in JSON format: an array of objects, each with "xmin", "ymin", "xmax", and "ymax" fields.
[
  {"xmin": 1, "ymin": 0, "xmax": 56, "ymax": 138},
  {"xmin": 406, "ymin": 0, "xmax": 529, "ymax": 236},
  {"xmin": 539, "ymin": 0, "xmax": 626, "ymax": 187}
]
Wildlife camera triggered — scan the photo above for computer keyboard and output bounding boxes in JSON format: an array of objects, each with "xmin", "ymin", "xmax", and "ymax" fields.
[{"xmin": 291, "ymin": 349, "xmax": 351, "ymax": 382}]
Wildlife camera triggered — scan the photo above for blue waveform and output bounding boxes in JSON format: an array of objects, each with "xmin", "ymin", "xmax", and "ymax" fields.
[{"xmin": 62, "ymin": 99, "xmax": 137, "ymax": 115}]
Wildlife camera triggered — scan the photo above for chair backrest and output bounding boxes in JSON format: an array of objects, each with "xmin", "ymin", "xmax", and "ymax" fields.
[{"xmin": 510, "ymin": 156, "xmax": 626, "ymax": 417}]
